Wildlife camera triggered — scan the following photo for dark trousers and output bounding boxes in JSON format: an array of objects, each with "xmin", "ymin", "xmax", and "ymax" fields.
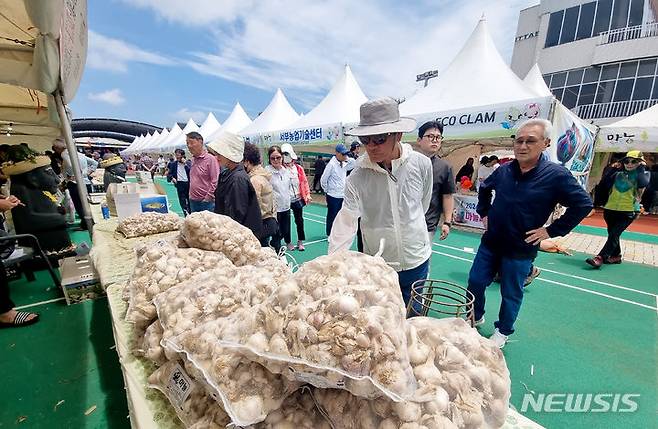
[
  {"xmin": 599, "ymin": 209, "xmax": 636, "ymax": 258},
  {"xmin": 398, "ymin": 259, "xmax": 430, "ymax": 315},
  {"xmin": 0, "ymin": 265, "xmax": 13, "ymax": 314},
  {"xmin": 175, "ymin": 181, "xmax": 191, "ymax": 215},
  {"xmin": 67, "ymin": 182, "xmax": 92, "ymax": 229},
  {"xmin": 312, "ymin": 175, "xmax": 322, "ymax": 192},
  {"xmin": 291, "ymin": 202, "xmax": 306, "ymax": 241},
  {"xmin": 467, "ymin": 243, "xmax": 533, "ymax": 336},
  {"xmin": 271, "ymin": 210, "xmax": 291, "ymax": 251},
  {"xmin": 259, "ymin": 217, "xmax": 279, "ymax": 248},
  {"xmin": 325, "ymin": 195, "xmax": 343, "ymax": 236}
]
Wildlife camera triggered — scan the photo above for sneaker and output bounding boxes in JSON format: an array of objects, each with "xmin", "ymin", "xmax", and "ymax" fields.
[
  {"xmin": 585, "ymin": 255, "xmax": 603, "ymax": 268},
  {"xmin": 604, "ymin": 255, "xmax": 622, "ymax": 264},
  {"xmin": 474, "ymin": 316, "xmax": 485, "ymax": 327},
  {"xmin": 524, "ymin": 267, "xmax": 541, "ymax": 287},
  {"xmin": 286, "ymin": 243, "xmax": 296, "ymax": 252},
  {"xmin": 297, "ymin": 241, "xmax": 305, "ymax": 251},
  {"xmin": 489, "ymin": 328, "xmax": 509, "ymax": 349}
]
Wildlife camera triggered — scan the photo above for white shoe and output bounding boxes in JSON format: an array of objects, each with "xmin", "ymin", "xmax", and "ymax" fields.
[
  {"xmin": 489, "ymin": 328, "xmax": 508, "ymax": 349},
  {"xmin": 474, "ymin": 316, "xmax": 485, "ymax": 327}
]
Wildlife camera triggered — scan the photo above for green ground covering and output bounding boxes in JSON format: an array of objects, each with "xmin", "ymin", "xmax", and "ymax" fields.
[{"xmin": 1, "ymin": 178, "xmax": 656, "ymax": 428}]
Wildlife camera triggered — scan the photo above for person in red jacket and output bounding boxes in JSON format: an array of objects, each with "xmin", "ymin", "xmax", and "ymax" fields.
[{"xmin": 280, "ymin": 143, "xmax": 311, "ymax": 251}]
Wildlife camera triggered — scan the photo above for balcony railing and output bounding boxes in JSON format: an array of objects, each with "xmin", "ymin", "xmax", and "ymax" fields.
[
  {"xmin": 575, "ymin": 99, "xmax": 657, "ymax": 119},
  {"xmin": 598, "ymin": 22, "xmax": 658, "ymax": 45}
]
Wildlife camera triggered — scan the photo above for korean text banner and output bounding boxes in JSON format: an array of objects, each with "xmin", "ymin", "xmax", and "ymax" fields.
[
  {"xmin": 403, "ymin": 97, "xmax": 552, "ymax": 141},
  {"xmin": 453, "ymin": 194, "xmax": 485, "ymax": 229},
  {"xmin": 595, "ymin": 127, "xmax": 658, "ymax": 153},
  {"xmin": 244, "ymin": 123, "xmax": 344, "ymax": 147}
]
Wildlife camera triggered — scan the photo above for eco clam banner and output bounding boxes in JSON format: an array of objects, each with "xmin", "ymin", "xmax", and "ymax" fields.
[{"xmin": 402, "ymin": 97, "xmax": 553, "ymax": 141}]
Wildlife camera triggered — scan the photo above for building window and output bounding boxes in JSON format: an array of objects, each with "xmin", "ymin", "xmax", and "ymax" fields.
[
  {"xmin": 560, "ymin": 6, "xmax": 580, "ymax": 44},
  {"xmin": 653, "ymin": 78, "xmax": 658, "ymax": 99},
  {"xmin": 596, "ymin": 80, "xmax": 615, "ymax": 103},
  {"xmin": 611, "ymin": 0, "xmax": 631, "ymax": 30},
  {"xmin": 593, "ymin": 0, "xmax": 614, "ymax": 35},
  {"xmin": 545, "ymin": 10, "xmax": 564, "ymax": 47},
  {"xmin": 638, "ymin": 59, "xmax": 657, "ymax": 76},
  {"xmin": 601, "ymin": 63, "xmax": 619, "ymax": 80},
  {"xmin": 578, "ymin": 83, "xmax": 598, "ymax": 105},
  {"xmin": 583, "ymin": 67, "xmax": 601, "ymax": 83},
  {"xmin": 632, "ymin": 77, "xmax": 653, "ymax": 100},
  {"xmin": 567, "ymin": 69, "xmax": 584, "ymax": 86},
  {"xmin": 628, "ymin": 0, "xmax": 644, "ymax": 26},
  {"xmin": 613, "ymin": 78, "xmax": 634, "ymax": 101},
  {"xmin": 577, "ymin": 2, "xmax": 597, "ymax": 40},
  {"xmin": 550, "ymin": 72, "xmax": 567, "ymax": 88},
  {"xmin": 563, "ymin": 86, "xmax": 580, "ymax": 108}
]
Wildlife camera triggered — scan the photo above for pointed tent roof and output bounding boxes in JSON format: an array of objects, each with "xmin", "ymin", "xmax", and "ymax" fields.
[
  {"xmin": 240, "ymin": 89, "xmax": 300, "ymax": 135},
  {"xmin": 182, "ymin": 118, "xmax": 199, "ymax": 134},
  {"xmin": 207, "ymin": 103, "xmax": 252, "ymax": 142},
  {"xmin": 287, "ymin": 65, "xmax": 367, "ymax": 129},
  {"xmin": 146, "ymin": 128, "xmax": 170, "ymax": 152},
  {"xmin": 597, "ymin": 102, "xmax": 658, "ymax": 151},
  {"xmin": 198, "ymin": 112, "xmax": 221, "ymax": 139},
  {"xmin": 523, "ymin": 64, "xmax": 552, "ymax": 98},
  {"xmin": 400, "ymin": 19, "xmax": 541, "ymax": 116},
  {"xmin": 136, "ymin": 131, "xmax": 159, "ymax": 153},
  {"xmin": 605, "ymin": 102, "xmax": 658, "ymax": 128},
  {"xmin": 157, "ymin": 123, "xmax": 185, "ymax": 153}
]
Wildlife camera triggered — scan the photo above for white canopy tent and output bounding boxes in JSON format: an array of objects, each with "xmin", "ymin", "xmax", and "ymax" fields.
[
  {"xmin": 522, "ymin": 64, "xmax": 553, "ymax": 98},
  {"xmin": 272, "ymin": 65, "xmax": 367, "ymax": 148},
  {"xmin": 147, "ymin": 128, "xmax": 170, "ymax": 153},
  {"xmin": 124, "ymin": 133, "xmax": 150, "ymax": 155},
  {"xmin": 206, "ymin": 103, "xmax": 252, "ymax": 143},
  {"xmin": 198, "ymin": 113, "xmax": 221, "ymax": 140},
  {"xmin": 398, "ymin": 18, "xmax": 552, "ymax": 141},
  {"xmin": 597, "ymin": 103, "xmax": 658, "ymax": 153},
  {"xmin": 0, "ymin": 0, "xmax": 91, "ymax": 229},
  {"xmin": 135, "ymin": 130, "xmax": 160, "ymax": 153},
  {"xmin": 157, "ymin": 123, "xmax": 185, "ymax": 154},
  {"xmin": 239, "ymin": 88, "xmax": 299, "ymax": 137}
]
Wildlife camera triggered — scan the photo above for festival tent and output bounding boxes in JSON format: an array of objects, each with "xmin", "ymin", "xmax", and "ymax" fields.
[
  {"xmin": 398, "ymin": 18, "xmax": 551, "ymax": 144},
  {"xmin": 124, "ymin": 133, "xmax": 150, "ymax": 155},
  {"xmin": 206, "ymin": 103, "xmax": 252, "ymax": 143},
  {"xmin": 596, "ymin": 102, "xmax": 658, "ymax": 153},
  {"xmin": 0, "ymin": 0, "xmax": 91, "ymax": 228},
  {"xmin": 156, "ymin": 123, "xmax": 185, "ymax": 153},
  {"xmin": 271, "ymin": 65, "xmax": 367, "ymax": 150},
  {"xmin": 239, "ymin": 89, "xmax": 300, "ymax": 141},
  {"xmin": 120, "ymin": 134, "xmax": 143, "ymax": 154},
  {"xmin": 522, "ymin": 64, "xmax": 553, "ymax": 98},
  {"xmin": 146, "ymin": 128, "xmax": 170, "ymax": 152},
  {"xmin": 155, "ymin": 119, "xmax": 197, "ymax": 153},
  {"xmin": 136, "ymin": 130, "xmax": 160, "ymax": 153},
  {"xmin": 198, "ymin": 113, "xmax": 221, "ymax": 140}
]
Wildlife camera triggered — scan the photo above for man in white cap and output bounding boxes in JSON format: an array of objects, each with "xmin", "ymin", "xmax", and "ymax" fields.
[
  {"xmin": 329, "ymin": 97, "xmax": 433, "ymax": 310},
  {"xmin": 207, "ymin": 132, "xmax": 263, "ymax": 239}
]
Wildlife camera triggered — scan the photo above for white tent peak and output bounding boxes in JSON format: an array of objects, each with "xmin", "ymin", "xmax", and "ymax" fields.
[
  {"xmin": 240, "ymin": 88, "xmax": 300, "ymax": 135},
  {"xmin": 218, "ymin": 102, "xmax": 252, "ymax": 134},
  {"xmin": 287, "ymin": 64, "xmax": 367, "ymax": 129},
  {"xmin": 182, "ymin": 118, "xmax": 199, "ymax": 133},
  {"xmin": 523, "ymin": 64, "xmax": 552, "ymax": 98},
  {"xmin": 400, "ymin": 19, "xmax": 539, "ymax": 115},
  {"xmin": 199, "ymin": 112, "xmax": 221, "ymax": 139},
  {"xmin": 157, "ymin": 123, "xmax": 185, "ymax": 153}
]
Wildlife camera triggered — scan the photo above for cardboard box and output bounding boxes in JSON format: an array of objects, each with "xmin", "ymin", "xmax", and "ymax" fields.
[
  {"xmin": 59, "ymin": 255, "xmax": 104, "ymax": 305},
  {"xmin": 108, "ymin": 182, "xmax": 170, "ymax": 219}
]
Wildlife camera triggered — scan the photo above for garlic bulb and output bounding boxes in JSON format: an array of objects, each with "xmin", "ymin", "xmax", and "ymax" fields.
[{"xmin": 116, "ymin": 212, "xmax": 181, "ymax": 238}]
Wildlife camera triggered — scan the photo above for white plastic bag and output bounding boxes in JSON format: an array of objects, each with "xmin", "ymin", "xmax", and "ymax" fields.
[{"xmin": 116, "ymin": 212, "xmax": 181, "ymax": 238}]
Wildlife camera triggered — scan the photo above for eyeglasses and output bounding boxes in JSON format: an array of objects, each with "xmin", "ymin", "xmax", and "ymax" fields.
[
  {"xmin": 514, "ymin": 138, "xmax": 542, "ymax": 146},
  {"xmin": 423, "ymin": 134, "xmax": 443, "ymax": 142},
  {"xmin": 623, "ymin": 158, "xmax": 640, "ymax": 165},
  {"xmin": 358, "ymin": 133, "xmax": 392, "ymax": 146}
]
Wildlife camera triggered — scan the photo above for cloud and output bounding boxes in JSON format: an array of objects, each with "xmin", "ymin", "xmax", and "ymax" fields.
[
  {"xmin": 122, "ymin": 0, "xmax": 538, "ymax": 107},
  {"xmin": 172, "ymin": 108, "xmax": 206, "ymax": 124},
  {"xmin": 87, "ymin": 30, "xmax": 174, "ymax": 73},
  {"xmin": 88, "ymin": 88, "xmax": 126, "ymax": 105}
]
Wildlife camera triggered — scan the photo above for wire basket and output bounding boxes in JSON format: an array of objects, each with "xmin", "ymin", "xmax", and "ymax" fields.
[{"xmin": 406, "ymin": 279, "xmax": 475, "ymax": 326}]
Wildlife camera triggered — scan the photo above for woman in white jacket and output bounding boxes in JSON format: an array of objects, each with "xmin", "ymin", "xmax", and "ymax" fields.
[{"xmin": 266, "ymin": 146, "xmax": 292, "ymax": 253}]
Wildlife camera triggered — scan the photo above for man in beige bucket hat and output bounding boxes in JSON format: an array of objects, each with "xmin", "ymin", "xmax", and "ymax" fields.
[
  {"xmin": 207, "ymin": 132, "xmax": 263, "ymax": 239},
  {"xmin": 328, "ymin": 97, "xmax": 433, "ymax": 311}
]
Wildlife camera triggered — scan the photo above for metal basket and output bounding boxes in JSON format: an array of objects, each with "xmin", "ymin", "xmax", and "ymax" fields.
[{"xmin": 406, "ymin": 279, "xmax": 475, "ymax": 326}]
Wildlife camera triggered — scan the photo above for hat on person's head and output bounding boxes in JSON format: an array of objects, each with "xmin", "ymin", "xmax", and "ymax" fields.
[
  {"xmin": 280, "ymin": 143, "xmax": 298, "ymax": 160},
  {"xmin": 100, "ymin": 154, "xmax": 124, "ymax": 168},
  {"xmin": 335, "ymin": 144, "xmax": 349, "ymax": 155},
  {"xmin": 624, "ymin": 150, "xmax": 644, "ymax": 161},
  {"xmin": 345, "ymin": 97, "xmax": 417, "ymax": 137},
  {"xmin": 207, "ymin": 132, "xmax": 245, "ymax": 163}
]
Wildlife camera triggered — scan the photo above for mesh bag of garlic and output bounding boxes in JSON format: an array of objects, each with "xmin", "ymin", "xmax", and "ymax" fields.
[
  {"xmin": 116, "ymin": 212, "xmax": 181, "ymax": 238},
  {"xmin": 147, "ymin": 360, "xmax": 231, "ymax": 428},
  {"xmin": 179, "ymin": 211, "xmax": 263, "ymax": 266},
  {"xmin": 309, "ymin": 317, "xmax": 511, "ymax": 429},
  {"xmin": 180, "ymin": 250, "xmax": 417, "ymax": 402},
  {"xmin": 124, "ymin": 240, "xmax": 235, "ymax": 330},
  {"xmin": 140, "ymin": 320, "xmax": 168, "ymax": 365},
  {"xmin": 165, "ymin": 330, "xmax": 302, "ymax": 427}
]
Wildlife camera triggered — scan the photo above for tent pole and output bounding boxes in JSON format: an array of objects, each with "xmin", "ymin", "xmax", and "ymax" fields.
[{"xmin": 54, "ymin": 91, "xmax": 94, "ymax": 236}]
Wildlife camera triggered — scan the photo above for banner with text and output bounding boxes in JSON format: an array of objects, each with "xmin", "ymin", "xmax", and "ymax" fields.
[
  {"xmin": 403, "ymin": 97, "xmax": 552, "ymax": 141},
  {"xmin": 245, "ymin": 123, "xmax": 344, "ymax": 147},
  {"xmin": 453, "ymin": 194, "xmax": 485, "ymax": 229}
]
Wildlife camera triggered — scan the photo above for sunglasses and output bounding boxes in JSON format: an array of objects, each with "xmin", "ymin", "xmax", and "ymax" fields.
[
  {"xmin": 623, "ymin": 158, "xmax": 640, "ymax": 165},
  {"xmin": 358, "ymin": 133, "xmax": 392, "ymax": 146}
]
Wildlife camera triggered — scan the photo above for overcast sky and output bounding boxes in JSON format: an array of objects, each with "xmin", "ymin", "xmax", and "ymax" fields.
[{"xmin": 70, "ymin": 0, "xmax": 537, "ymax": 127}]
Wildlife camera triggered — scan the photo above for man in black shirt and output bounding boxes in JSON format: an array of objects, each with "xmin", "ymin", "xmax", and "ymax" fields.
[{"xmin": 312, "ymin": 156, "xmax": 326, "ymax": 193}]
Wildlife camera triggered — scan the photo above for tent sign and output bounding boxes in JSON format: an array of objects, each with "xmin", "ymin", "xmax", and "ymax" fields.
[
  {"xmin": 405, "ymin": 97, "xmax": 552, "ymax": 141},
  {"xmin": 251, "ymin": 123, "xmax": 344, "ymax": 146}
]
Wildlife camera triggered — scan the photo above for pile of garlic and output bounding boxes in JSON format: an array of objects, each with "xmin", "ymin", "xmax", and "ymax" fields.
[
  {"xmin": 188, "ymin": 250, "xmax": 416, "ymax": 402},
  {"xmin": 311, "ymin": 317, "xmax": 511, "ymax": 429},
  {"xmin": 116, "ymin": 212, "xmax": 181, "ymax": 238},
  {"xmin": 180, "ymin": 211, "xmax": 262, "ymax": 266},
  {"xmin": 124, "ymin": 241, "xmax": 234, "ymax": 329},
  {"xmin": 147, "ymin": 360, "xmax": 231, "ymax": 428}
]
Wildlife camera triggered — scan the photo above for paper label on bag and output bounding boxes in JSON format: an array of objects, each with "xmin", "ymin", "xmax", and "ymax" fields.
[
  {"xmin": 288, "ymin": 366, "xmax": 345, "ymax": 389},
  {"xmin": 167, "ymin": 363, "xmax": 195, "ymax": 408}
]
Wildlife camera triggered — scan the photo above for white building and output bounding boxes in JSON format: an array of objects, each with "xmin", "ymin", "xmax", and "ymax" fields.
[{"xmin": 511, "ymin": 0, "xmax": 658, "ymax": 124}]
